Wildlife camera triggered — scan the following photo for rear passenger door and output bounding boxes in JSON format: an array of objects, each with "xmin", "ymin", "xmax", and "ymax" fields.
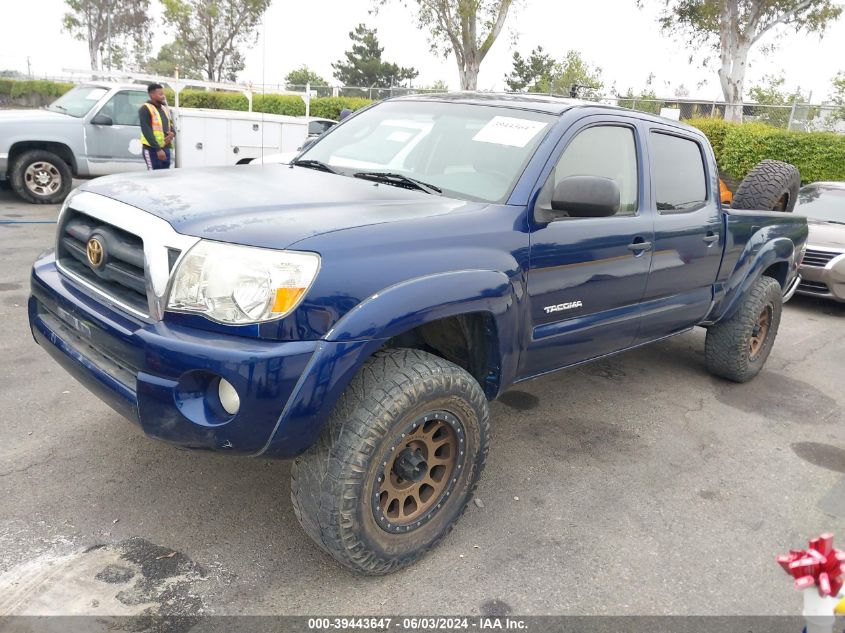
[
  {"xmin": 521, "ymin": 116, "xmax": 654, "ymax": 378},
  {"xmin": 636, "ymin": 129, "xmax": 723, "ymax": 342}
]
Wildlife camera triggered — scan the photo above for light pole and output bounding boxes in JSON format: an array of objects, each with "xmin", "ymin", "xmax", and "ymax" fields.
[{"xmin": 106, "ymin": 9, "xmax": 112, "ymax": 71}]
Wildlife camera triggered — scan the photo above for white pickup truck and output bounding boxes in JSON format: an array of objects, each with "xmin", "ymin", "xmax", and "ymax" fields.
[{"xmin": 0, "ymin": 81, "xmax": 315, "ymax": 204}]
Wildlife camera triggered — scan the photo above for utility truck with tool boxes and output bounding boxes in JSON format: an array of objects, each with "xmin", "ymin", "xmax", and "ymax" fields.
[
  {"xmin": 29, "ymin": 93, "xmax": 807, "ymax": 574},
  {"xmin": 0, "ymin": 82, "xmax": 308, "ymax": 203}
]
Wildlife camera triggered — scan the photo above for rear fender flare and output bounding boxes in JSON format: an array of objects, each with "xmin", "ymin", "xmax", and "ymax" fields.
[{"xmin": 714, "ymin": 236, "xmax": 798, "ymax": 322}]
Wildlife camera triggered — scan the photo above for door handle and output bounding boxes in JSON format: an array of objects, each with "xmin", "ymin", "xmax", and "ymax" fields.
[
  {"xmin": 627, "ymin": 238, "xmax": 653, "ymax": 255},
  {"xmin": 702, "ymin": 232, "xmax": 719, "ymax": 246}
]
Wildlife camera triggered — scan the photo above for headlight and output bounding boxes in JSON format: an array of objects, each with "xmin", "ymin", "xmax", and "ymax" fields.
[{"xmin": 167, "ymin": 241, "xmax": 320, "ymax": 324}]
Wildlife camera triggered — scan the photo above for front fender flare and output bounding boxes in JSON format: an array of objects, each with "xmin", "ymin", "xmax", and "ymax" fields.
[
  {"xmin": 327, "ymin": 269, "xmax": 522, "ymax": 397},
  {"xmin": 258, "ymin": 270, "xmax": 522, "ymax": 458},
  {"xmin": 326, "ymin": 269, "xmax": 517, "ymax": 341}
]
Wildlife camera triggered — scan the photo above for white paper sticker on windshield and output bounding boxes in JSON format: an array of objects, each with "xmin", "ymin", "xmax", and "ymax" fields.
[
  {"xmin": 85, "ymin": 88, "xmax": 108, "ymax": 101},
  {"xmin": 472, "ymin": 116, "xmax": 547, "ymax": 148},
  {"xmin": 386, "ymin": 130, "xmax": 414, "ymax": 143}
]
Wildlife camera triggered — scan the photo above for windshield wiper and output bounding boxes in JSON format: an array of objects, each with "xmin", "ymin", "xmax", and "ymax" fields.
[
  {"xmin": 49, "ymin": 104, "xmax": 67, "ymax": 112},
  {"xmin": 291, "ymin": 159, "xmax": 338, "ymax": 174},
  {"xmin": 822, "ymin": 219, "xmax": 845, "ymax": 225},
  {"xmin": 353, "ymin": 171, "xmax": 442, "ymax": 195}
]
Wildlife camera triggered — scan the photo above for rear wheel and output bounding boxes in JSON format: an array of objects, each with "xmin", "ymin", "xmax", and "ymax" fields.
[
  {"xmin": 10, "ymin": 150, "xmax": 72, "ymax": 204},
  {"xmin": 290, "ymin": 348, "xmax": 490, "ymax": 575},
  {"xmin": 705, "ymin": 276, "xmax": 782, "ymax": 382},
  {"xmin": 730, "ymin": 160, "xmax": 800, "ymax": 213}
]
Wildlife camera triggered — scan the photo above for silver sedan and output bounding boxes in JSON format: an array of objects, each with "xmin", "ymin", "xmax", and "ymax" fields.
[{"xmin": 794, "ymin": 181, "xmax": 845, "ymax": 302}]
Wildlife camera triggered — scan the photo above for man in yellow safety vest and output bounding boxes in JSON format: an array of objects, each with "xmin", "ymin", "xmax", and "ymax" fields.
[{"xmin": 139, "ymin": 83, "xmax": 175, "ymax": 170}]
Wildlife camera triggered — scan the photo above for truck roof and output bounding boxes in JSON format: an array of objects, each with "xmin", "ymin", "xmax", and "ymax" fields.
[
  {"xmin": 76, "ymin": 81, "xmax": 150, "ymax": 91},
  {"xmin": 392, "ymin": 92, "xmax": 701, "ymax": 130},
  {"xmin": 392, "ymin": 92, "xmax": 590, "ymax": 114}
]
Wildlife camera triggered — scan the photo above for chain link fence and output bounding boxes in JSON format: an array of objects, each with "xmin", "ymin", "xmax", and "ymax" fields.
[
  {"xmin": 6, "ymin": 69, "xmax": 845, "ymax": 132},
  {"xmin": 596, "ymin": 97, "xmax": 845, "ymax": 133},
  {"xmin": 283, "ymin": 87, "xmax": 844, "ymax": 133},
  {"xmin": 276, "ymin": 85, "xmax": 446, "ymax": 100}
]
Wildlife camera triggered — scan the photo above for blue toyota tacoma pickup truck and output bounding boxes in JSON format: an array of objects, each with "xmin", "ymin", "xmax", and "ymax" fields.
[{"xmin": 29, "ymin": 93, "xmax": 807, "ymax": 574}]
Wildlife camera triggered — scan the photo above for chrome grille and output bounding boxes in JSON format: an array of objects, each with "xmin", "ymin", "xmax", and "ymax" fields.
[
  {"xmin": 798, "ymin": 279, "xmax": 830, "ymax": 294},
  {"xmin": 57, "ymin": 209, "xmax": 150, "ymax": 315},
  {"xmin": 802, "ymin": 248, "xmax": 841, "ymax": 268},
  {"xmin": 55, "ymin": 192, "xmax": 201, "ymax": 321}
]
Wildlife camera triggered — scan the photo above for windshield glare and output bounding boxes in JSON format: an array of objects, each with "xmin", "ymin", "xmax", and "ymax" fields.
[
  {"xmin": 47, "ymin": 85, "xmax": 109, "ymax": 118},
  {"xmin": 299, "ymin": 101, "xmax": 554, "ymax": 202},
  {"xmin": 796, "ymin": 186, "xmax": 845, "ymax": 223}
]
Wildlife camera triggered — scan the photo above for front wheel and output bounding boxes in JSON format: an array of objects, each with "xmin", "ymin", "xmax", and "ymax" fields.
[
  {"xmin": 291, "ymin": 349, "xmax": 490, "ymax": 575},
  {"xmin": 10, "ymin": 150, "xmax": 72, "ymax": 204},
  {"xmin": 705, "ymin": 276, "xmax": 783, "ymax": 382}
]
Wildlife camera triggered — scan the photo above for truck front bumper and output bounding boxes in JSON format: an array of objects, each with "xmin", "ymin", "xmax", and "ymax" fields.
[{"xmin": 29, "ymin": 251, "xmax": 339, "ymax": 457}]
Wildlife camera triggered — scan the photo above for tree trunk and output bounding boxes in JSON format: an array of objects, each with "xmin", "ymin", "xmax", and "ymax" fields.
[
  {"xmin": 716, "ymin": 0, "xmax": 749, "ymax": 123},
  {"xmin": 88, "ymin": 40, "xmax": 100, "ymax": 70},
  {"xmin": 718, "ymin": 41, "xmax": 749, "ymax": 123},
  {"xmin": 459, "ymin": 64, "xmax": 479, "ymax": 90},
  {"xmin": 457, "ymin": 46, "xmax": 480, "ymax": 91},
  {"xmin": 87, "ymin": 5, "xmax": 99, "ymax": 71}
]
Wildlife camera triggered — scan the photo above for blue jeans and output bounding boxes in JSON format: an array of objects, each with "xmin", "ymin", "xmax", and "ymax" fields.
[{"xmin": 142, "ymin": 147, "xmax": 171, "ymax": 170}]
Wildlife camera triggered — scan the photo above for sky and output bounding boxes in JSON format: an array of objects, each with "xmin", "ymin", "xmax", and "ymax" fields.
[{"xmin": 1, "ymin": 0, "xmax": 844, "ymax": 102}]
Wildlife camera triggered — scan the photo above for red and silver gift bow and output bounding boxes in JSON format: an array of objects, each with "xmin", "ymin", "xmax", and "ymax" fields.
[{"xmin": 777, "ymin": 533, "xmax": 845, "ymax": 598}]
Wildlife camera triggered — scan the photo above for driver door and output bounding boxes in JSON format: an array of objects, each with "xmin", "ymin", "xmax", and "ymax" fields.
[
  {"xmin": 85, "ymin": 90, "xmax": 149, "ymax": 176},
  {"xmin": 520, "ymin": 117, "xmax": 654, "ymax": 378}
]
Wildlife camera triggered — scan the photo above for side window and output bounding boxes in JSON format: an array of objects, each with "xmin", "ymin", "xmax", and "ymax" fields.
[
  {"xmin": 541, "ymin": 125, "xmax": 639, "ymax": 217},
  {"xmin": 309, "ymin": 120, "xmax": 334, "ymax": 136},
  {"xmin": 650, "ymin": 132, "xmax": 708, "ymax": 213},
  {"xmin": 99, "ymin": 92, "xmax": 148, "ymax": 126}
]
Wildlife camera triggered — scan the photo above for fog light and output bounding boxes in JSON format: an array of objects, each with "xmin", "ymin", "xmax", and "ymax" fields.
[{"xmin": 218, "ymin": 378, "xmax": 240, "ymax": 416}]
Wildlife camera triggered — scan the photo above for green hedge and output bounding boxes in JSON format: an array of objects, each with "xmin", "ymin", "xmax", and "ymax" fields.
[
  {"xmin": 0, "ymin": 79, "xmax": 73, "ymax": 99},
  {"xmin": 309, "ymin": 96, "xmax": 371, "ymax": 120},
  {"xmin": 173, "ymin": 89, "xmax": 371, "ymax": 119},
  {"xmin": 687, "ymin": 117, "xmax": 845, "ymax": 184},
  {"xmin": 1, "ymin": 80, "xmax": 371, "ymax": 119},
  {"xmin": 686, "ymin": 118, "xmax": 732, "ymax": 160}
]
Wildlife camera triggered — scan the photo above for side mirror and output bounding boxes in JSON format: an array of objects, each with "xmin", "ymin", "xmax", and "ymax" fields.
[
  {"xmin": 91, "ymin": 113, "xmax": 113, "ymax": 126},
  {"xmin": 298, "ymin": 137, "xmax": 317, "ymax": 152},
  {"xmin": 537, "ymin": 175, "xmax": 621, "ymax": 222}
]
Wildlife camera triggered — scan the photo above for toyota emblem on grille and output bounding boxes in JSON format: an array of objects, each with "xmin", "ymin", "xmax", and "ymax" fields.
[{"xmin": 86, "ymin": 236, "xmax": 104, "ymax": 268}]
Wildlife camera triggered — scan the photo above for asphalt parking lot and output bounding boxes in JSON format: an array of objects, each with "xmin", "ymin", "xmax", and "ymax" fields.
[{"xmin": 0, "ymin": 187, "xmax": 843, "ymax": 618}]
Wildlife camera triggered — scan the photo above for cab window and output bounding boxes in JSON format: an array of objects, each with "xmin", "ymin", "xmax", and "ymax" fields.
[
  {"xmin": 97, "ymin": 91, "xmax": 148, "ymax": 126},
  {"xmin": 540, "ymin": 125, "xmax": 639, "ymax": 217},
  {"xmin": 650, "ymin": 132, "xmax": 708, "ymax": 213}
]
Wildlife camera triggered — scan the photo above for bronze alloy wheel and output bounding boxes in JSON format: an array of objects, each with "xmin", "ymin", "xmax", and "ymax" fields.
[
  {"xmin": 372, "ymin": 411, "xmax": 465, "ymax": 534},
  {"xmin": 749, "ymin": 304, "xmax": 772, "ymax": 360}
]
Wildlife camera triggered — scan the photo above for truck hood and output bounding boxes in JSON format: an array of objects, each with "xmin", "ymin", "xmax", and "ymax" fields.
[
  {"xmin": 807, "ymin": 219, "xmax": 845, "ymax": 250},
  {"xmin": 78, "ymin": 164, "xmax": 480, "ymax": 249},
  {"xmin": 0, "ymin": 109, "xmax": 76, "ymax": 124}
]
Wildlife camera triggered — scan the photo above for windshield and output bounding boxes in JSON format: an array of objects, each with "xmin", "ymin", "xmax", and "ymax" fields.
[
  {"xmin": 47, "ymin": 85, "xmax": 109, "ymax": 118},
  {"xmin": 299, "ymin": 101, "xmax": 554, "ymax": 202},
  {"xmin": 796, "ymin": 186, "xmax": 845, "ymax": 223}
]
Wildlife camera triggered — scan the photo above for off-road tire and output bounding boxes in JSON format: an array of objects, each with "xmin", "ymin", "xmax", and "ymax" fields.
[
  {"xmin": 291, "ymin": 348, "xmax": 490, "ymax": 575},
  {"xmin": 705, "ymin": 276, "xmax": 782, "ymax": 383},
  {"xmin": 730, "ymin": 160, "xmax": 800, "ymax": 213},
  {"xmin": 10, "ymin": 150, "xmax": 72, "ymax": 204}
]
